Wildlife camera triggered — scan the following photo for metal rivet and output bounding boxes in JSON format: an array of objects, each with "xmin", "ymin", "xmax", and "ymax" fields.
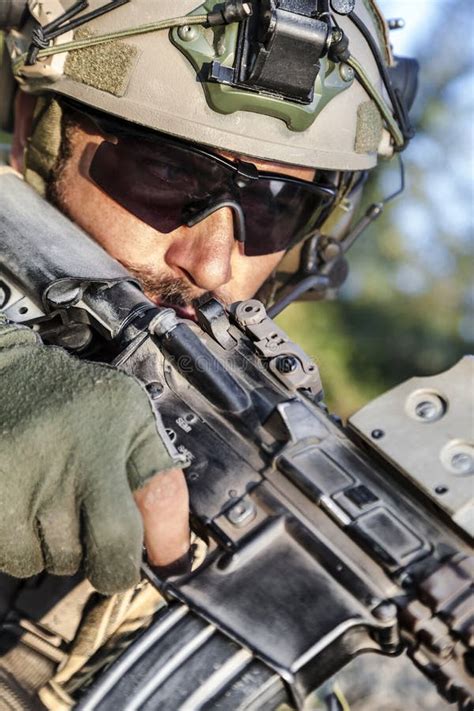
[
  {"xmin": 146, "ymin": 381, "xmax": 163, "ymax": 399},
  {"xmin": 450, "ymin": 452, "xmax": 472, "ymax": 474},
  {"xmin": 372, "ymin": 602, "xmax": 397, "ymax": 621},
  {"xmin": 388, "ymin": 18, "xmax": 406, "ymax": 30},
  {"xmin": 47, "ymin": 284, "xmax": 82, "ymax": 306},
  {"xmin": 226, "ymin": 497, "xmax": 257, "ymax": 527},
  {"xmin": 440, "ymin": 440, "xmax": 473, "ymax": 475},
  {"xmin": 415, "ymin": 400, "xmax": 438, "ymax": 421},
  {"xmin": 177, "ymin": 25, "xmax": 199, "ymax": 42},
  {"xmin": 406, "ymin": 390, "xmax": 446, "ymax": 423},
  {"xmin": 371, "ymin": 429, "xmax": 385, "ymax": 440},
  {"xmin": 435, "ymin": 485, "xmax": 449, "ymax": 495},
  {"xmin": 339, "ymin": 63, "xmax": 354, "ymax": 82},
  {"xmin": 276, "ymin": 355, "xmax": 299, "ymax": 374},
  {"xmin": 331, "ymin": 0, "xmax": 355, "ymax": 14}
]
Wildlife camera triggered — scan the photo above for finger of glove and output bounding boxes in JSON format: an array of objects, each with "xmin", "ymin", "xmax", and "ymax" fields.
[
  {"xmin": 126, "ymin": 416, "xmax": 177, "ymax": 491},
  {"xmin": 82, "ymin": 474, "xmax": 144, "ymax": 595},
  {"xmin": 37, "ymin": 501, "xmax": 82, "ymax": 577},
  {"xmin": 0, "ymin": 521, "xmax": 43, "ymax": 578}
]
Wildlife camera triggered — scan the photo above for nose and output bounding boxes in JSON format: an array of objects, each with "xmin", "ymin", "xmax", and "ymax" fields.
[{"xmin": 164, "ymin": 207, "xmax": 236, "ymax": 292}]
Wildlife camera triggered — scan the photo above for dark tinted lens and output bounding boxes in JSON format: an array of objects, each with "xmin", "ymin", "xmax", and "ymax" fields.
[
  {"xmin": 240, "ymin": 179, "xmax": 333, "ymax": 256},
  {"xmin": 90, "ymin": 134, "xmax": 335, "ymax": 256},
  {"xmin": 89, "ymin": 137, "xmax": 230, "ymax": 233}
]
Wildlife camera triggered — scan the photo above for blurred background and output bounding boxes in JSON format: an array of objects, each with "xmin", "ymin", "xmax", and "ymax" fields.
[{"xmin": 277, "ymin": 0, "xmax": 474, "ymax": 418}]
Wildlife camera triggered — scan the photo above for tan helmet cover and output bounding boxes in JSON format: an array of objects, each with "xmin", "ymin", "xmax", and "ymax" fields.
[{"xmin": 6, "ymin": 0, "xmax": 394, "ymax": 170}]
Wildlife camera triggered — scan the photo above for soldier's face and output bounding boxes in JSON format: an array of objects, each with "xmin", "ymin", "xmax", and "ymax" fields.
[{"xmin": 48, "ymin": 114, "xmax": 315, "ymax": 314}]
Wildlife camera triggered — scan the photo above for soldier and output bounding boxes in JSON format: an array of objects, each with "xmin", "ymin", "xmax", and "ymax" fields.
[{"xmin": 0, "ymin": 0, "xmax": 416, "ymax": 596}]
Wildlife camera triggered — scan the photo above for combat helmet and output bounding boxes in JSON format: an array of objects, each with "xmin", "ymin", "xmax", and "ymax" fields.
[{"xmin": 0, "ymin": 0, "xmax": 418, "ymax": 311}]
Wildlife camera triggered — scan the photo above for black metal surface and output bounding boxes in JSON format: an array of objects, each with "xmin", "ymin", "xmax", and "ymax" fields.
[
  {"xmin": 120, "ymin": 318, "xmax": 471, "ymax": 708},
  {"xmin": 156, "ymin": 322, "xmax": 252, "ymax": 415},
  {"xmin": 197, "ymin": 298, "xmax": 237, "ymax": 350},
  {"xmin": 76, "ymin": 604, "xmax": 288, "ymax": 711},
  {"xmin": 207, "ymin": 1, "xmax": 253, "ymax": 27}
]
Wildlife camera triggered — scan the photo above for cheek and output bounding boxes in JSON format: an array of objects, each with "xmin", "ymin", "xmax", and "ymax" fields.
[
  {"xmin": 85, "ymin": 202, "xmax": 168, "ymax": 268},
  {"xmin": 60, "ymin": 152, "xmax": 169, "ymax": 267},
  {"xmin": 228, "ymin": 250, "xmax": 285, "ymax": 300}
]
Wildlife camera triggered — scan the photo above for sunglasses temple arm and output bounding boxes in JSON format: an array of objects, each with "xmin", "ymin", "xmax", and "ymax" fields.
[{"xmin": 184, "ymin": 201, "xmax": 246, "ymax": 243}]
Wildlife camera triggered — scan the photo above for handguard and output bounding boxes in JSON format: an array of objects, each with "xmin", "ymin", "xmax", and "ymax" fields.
[{"xmin": 0, "ymin": 172, "xmax": 472, "ymax": 710}]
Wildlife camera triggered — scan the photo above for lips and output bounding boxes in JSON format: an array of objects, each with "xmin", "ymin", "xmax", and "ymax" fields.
[{"xmin": 158, "ymin": 301, "xmax": 197, "ymax": 321}]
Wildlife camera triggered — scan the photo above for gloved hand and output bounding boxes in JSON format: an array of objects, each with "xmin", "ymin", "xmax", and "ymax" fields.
[{"xmin": 0, "ymin": 314, "xmax": 189, "ymax": 594}]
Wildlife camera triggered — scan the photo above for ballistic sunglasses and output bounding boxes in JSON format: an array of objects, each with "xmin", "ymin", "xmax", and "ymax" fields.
[{"xmin": 87, "ymin": 119, "xmax": 338, "ymax": 257}]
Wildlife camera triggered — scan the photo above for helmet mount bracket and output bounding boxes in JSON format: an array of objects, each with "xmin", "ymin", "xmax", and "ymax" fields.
[{"xmin": 206, "ymin": 0, "xmax": 331, "ymax": 104}]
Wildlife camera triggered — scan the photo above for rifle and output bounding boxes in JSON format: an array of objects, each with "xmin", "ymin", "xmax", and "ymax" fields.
[{"xmin": 1, "ymin": 171, "xmax": 472, "ymax": 710}]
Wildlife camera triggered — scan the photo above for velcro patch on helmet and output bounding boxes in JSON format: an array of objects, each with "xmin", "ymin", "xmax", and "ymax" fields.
[
  {"xmin": 355, "ymin": 101, "xmax": 383, "ymax": 154},
  {"xmin": 64, "ymin": 29, "xmax": 138, "ymax": 97}
]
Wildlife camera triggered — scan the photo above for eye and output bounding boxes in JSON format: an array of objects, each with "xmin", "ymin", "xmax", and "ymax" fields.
[{"xmin": 143, "ymin": 159, "xmax": 179, "ymax": 181}]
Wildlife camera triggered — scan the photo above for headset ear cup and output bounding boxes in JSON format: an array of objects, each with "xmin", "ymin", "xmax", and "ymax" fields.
[
  {"xmin": 388, "ymin": 56, "xmax": 420, "ymax": 112},
  {"xmin": 0, "ymin": 1, "xmax": 28, "ymax": 30}
]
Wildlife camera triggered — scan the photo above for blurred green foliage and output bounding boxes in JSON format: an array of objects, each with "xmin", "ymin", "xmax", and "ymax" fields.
[{"xmin": 278, "ymin": 0, "xmax": 473, "ymax": 418}]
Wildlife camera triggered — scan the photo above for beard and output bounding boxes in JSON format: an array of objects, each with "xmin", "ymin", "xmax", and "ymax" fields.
[{"xmin": 120, "ymin": 263, "xmax": 211, "ymax": 310}]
